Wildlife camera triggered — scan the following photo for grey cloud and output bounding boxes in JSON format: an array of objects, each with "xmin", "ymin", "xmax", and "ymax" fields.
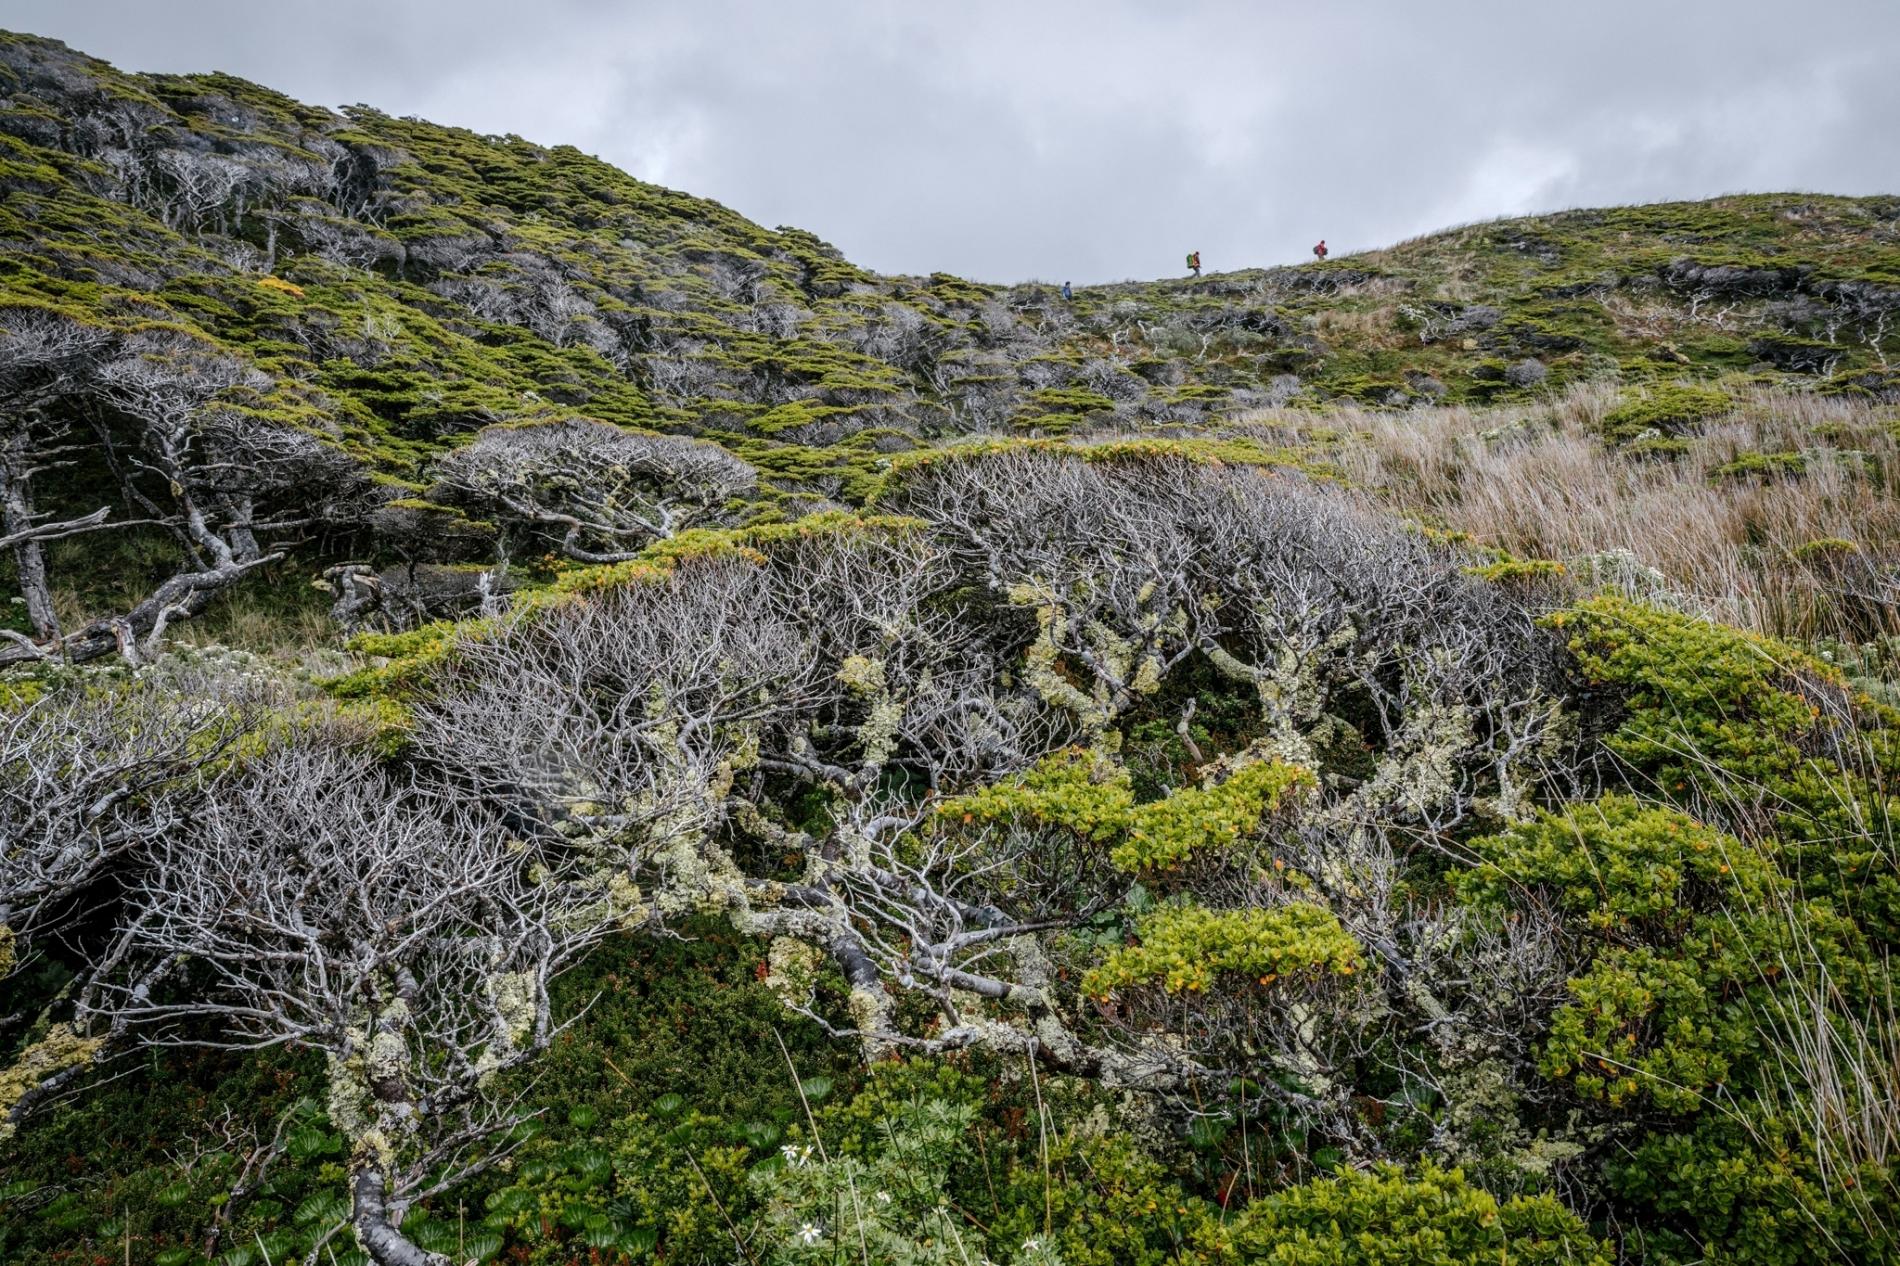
[{"xmin": 7, "ymin": 0, "xmax": 1897, "ymax": 281}]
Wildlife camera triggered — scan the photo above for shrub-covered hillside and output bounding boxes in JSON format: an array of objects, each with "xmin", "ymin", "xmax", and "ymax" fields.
[
  {"xmin": 4, "ymin": 30, "xmax": 1900, "ymax": 654},
  {"xmin": 4, "ymin": 29, "xmax": 1900, "ymax": 1266}
]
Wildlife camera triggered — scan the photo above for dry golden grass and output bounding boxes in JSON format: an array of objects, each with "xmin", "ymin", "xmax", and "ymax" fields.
[
  {"xmin": 1242, "ymin": 384, "xmax": 1900, "ymax": 642},
  {"xmin": 1314, "ymin": 303, "xmax": 1410, "ymax": 350}
]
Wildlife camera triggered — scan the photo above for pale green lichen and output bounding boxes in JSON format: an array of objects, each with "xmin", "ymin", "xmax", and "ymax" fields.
[
  {"xmin": 324, "ymin": 1048, "xmax": 376, "ymax": 1143},
  {"xmin": 488, "ymin": 971, "xmax": 538, "ymax": 1047},
  {"xmin": 1129, "ymin": 654, "xmax": 1163, "ymax": 696},
  {"xmin": 1209, "ymin": 619, "xmax": 1360, "ymax": 765},
  {"xmin": 846, "ymin": 981, "xmax": 896, "ymax": 1058},
  {"xmin": 366, "ymin": 1005, "xmax": 411, "ymax": 1089},
  {"xmin": 1020, "ymin": 599, "xmax": 1099, "ymax": 726},
  {"xmin": 605, "ymin": 870, "xmax": 649, "ymax": 924},
  {"xmin": 857, "ymin": 692, "xmax": 904, "ymax": 772},
  {"xmin": 836, "ymin": 654, "xmax": 886, "ymax": 694},
  {"xmin": 0, "ymin": 1024, "xmax": 103, "ymax": 1140},
  {"xmin": 1481, "ymin": 697, "xmax": 1570, "ymax": 823},
  {"xmin": 1332, "ymin": 680, "xmax": 1474, "ymax": 828},
  {"xmin": 764, "ymin": 936, "xmax": 823, "ymax": 1009},
  {"xmin": 1432, "ymin": 1060, "xmax": 1590, "ymax": 1181}
]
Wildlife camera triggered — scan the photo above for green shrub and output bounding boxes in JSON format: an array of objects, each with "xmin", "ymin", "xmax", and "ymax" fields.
[
  {"xmin": 1611, "ymin": 1113, "xmax": 1899, "ymax": 1266},
  {"xmin": 1462, "ymin": 796, "xmax": 1783, "ymax": 940},
  {"xmin": 1601, "ymin": 383, "xmax": 1731, "ymax": 441},
  {"xmin": 936, "ymin": 748, "xmax": 1311, "ymax": 875},
  {"xmin": 1084, "ymin": 903, "xmax": 1361, "ymax": 997},
  {"xmin": 1709, "ymin": 450, "xmax": 1806, "ymax": 482},
  {"xmin": 1207, "ymin": 1162, "xmax": 1613, "ymax": 1265},
  {"xmin": 1552, "ymin": 597, "xmax": 1900, "ymax": 942},
  {"xmin": 1793, "ymin": 537, "xmax": 1859, "ymax": 562},
  {"xmin": 988, "ymin": 1129, "xmax": 1218, "ymax": 1266}
]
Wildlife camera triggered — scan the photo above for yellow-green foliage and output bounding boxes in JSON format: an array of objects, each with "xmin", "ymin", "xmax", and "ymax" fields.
[
  {"xmin": 1551, "ymin": 596, "xmax": 1900, "ymax": 941},
  {"xmin": 1462, "ymin": 795, "xmax": 1782, "ymax": 939},
  {"xmin": 1792, "ymin": 536, "xmax": 1859, "ymax": 561},
  {"xmin": 1115, "ymin": 760, "xmax": 1312, "ymax": 872},
  {"xmin": 1207, "ymin": 1162, "xmax": 1612, "ymax": 1265},
  {"xmin": 1469, "ymin": 797, "xmax": 1868, "ymax": 1113},
  {"xmin": 1083, "ymin": 903, "xmax": 1361, "ymax": 996},
  {"xmin": 325, "ymin": 619, "xmax": 475, "ymax": 700},
  {"xmin": 1463, "ymin": 557, "xmax": 1567, "ymax": 585},
  {"xmin": 1542, "ymin": 944, "xmax": 1753, "ymax": 1111},
  {"xmin": 937, "ymin": 748, "xmax": 1135, "ymax": 843},
  {"xmin": 554, "ymin": 511, "xmax": 926, "ymax": 595},
  {"xmin": 870, "ymin": 436, "xmax": 1316, "ymax": 504},
  {"xmin": 935, "ymin": 748, "xmax": 1311, "ymax": 874},
  {"xmin": 1614, "ymin": 1112, "xmax": 1900, "ymax": 1266},
  {"xmin": 1602, "ymin": 383, "xmax": 1732, "ymax": 441}
]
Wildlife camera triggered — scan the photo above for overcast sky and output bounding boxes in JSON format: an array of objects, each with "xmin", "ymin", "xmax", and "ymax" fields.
[{"xmin": 10, "ymin": 1, "xmax": 1900, "ymax": 282}]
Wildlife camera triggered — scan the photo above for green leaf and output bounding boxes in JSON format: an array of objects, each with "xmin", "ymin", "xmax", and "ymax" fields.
[
  {"xmin": 619, "ymin": 1227, "xmax": 660, "ymax": 1256},
  {"xmin": 285, "ymin": 1125, "xmax": 336, "ymax": 1159},
  {"xmin": 294, "ymin": 1191, "xmax": 348, "ymax": 1226},
  {"xmin": 1187, "ymin": 1117, "xmax": 1228, "ymax": 1150}
]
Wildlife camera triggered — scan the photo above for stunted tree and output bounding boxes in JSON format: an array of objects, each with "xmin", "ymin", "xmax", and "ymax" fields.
[
  {"xmin": 1164, "ymin": 461, "xmax": 1568, "ymax": 832},
  {"xmin": 6, "ymin": 442, "xmax": 1592, "ymax": 1227},
  {"xmin": 0, "ymin": 671, "xmax": 251, "ymax": 976},
  {"xmin": 151, "ymin": 147, "xmax": 251, "ymax": 238},
  {"xmin": 429, "ymin": 418, "xmax": 756, "ymax": 563},
  {"xmin": 414, "ymin": 553, "xmax": 826, "ymax": 909},
  {"xmin": 411, "ymin": 524, "xmax": 1080, "ymax": 1050},
  {"xmin": 889, "ymin": 450, "xmax": 1211, "ymax": 741},
  {"xmin": 892, "ymin": 450, "xmax": 1568, "ymax": 833},
  {"xmin": 105, "ymin": 729, "xmax": 621, "ymax": 1266},
  {"xmin": 0, "ymin": 327, "xmax": 369, "ymax": 667},
  {"xmin": 0, "ymin": 666, "xmax": 258, "ymax": 1136},
  {"xmin": 0, "ymin": 307, "xmax": 121, "ymax": 646}
]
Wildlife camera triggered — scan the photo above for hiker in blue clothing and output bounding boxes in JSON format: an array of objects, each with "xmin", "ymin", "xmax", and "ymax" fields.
[{"xmin": 1061, "ymin": 281, "xmax": 1073, "ymax": 301}]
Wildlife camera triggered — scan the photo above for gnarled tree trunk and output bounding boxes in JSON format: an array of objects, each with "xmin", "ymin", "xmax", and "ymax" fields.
[{"xmin": 350, "ymin": 1166, "xmax": 449, "ymax": 1266}]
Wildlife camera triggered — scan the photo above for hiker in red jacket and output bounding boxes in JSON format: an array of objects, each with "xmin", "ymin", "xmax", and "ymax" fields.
[
  {"xmin": 1186, "ymin": 250, "xmax": 1201, "ymax": 277},
  {"xmin": 1312, "ymin": 239, "xmax": 1328, "ymax": 260}
]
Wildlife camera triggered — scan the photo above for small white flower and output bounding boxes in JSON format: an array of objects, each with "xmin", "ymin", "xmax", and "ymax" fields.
[
  {"xmin": 796, "ymin": 1222, "xmax": 824, "ymax": 1246},
  {"xmin": 780, "ymin": 1143, "xmax": 815, "ymax": 1168},
  {"xmin": 1022, "ymin": 1240, "xmax": 1041, "ymax": 1253},
  {"xmin": 874, "ymin": 1190, "xmax": 892, "ymax": 1205}
]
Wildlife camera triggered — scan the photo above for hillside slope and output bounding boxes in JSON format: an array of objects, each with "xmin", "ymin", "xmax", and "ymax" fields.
[{"xmin": 4, "ymin": 31, "xmax": 1900, "ymax": 655}]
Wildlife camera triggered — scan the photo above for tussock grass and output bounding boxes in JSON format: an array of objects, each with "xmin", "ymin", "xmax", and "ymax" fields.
[{"xmin": 1245, "ymin": 384, "xmax": 1900, "ymax": 642}]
